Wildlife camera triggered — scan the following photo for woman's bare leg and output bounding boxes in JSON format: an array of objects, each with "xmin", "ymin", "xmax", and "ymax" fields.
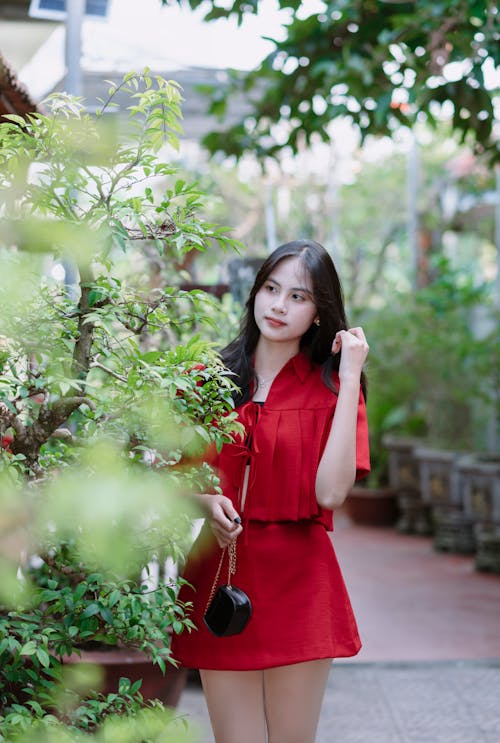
[
  {"xmin": 199, "ymin": 669, "xmax": 267, "ymax": 743},
  {"xmin": 263, "ymin": 659, "xmax": 332, "ymax": 743}
]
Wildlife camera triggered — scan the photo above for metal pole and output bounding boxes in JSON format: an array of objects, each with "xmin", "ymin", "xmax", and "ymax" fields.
[
  {"xmin": 407, "ymin": 132, "xmax": 419, "ymax": 289},
  {"xmin": 495, "ymin": 164, "xmax": 500, "ymax": 310},
  {"xmin": 326, "ymin": 142, "xmax": 342, "ymax": 269},
  {"xmin": 491, "ymin": 164, "xmax": 500, "ymax": 451},
  {"xmin": 63, "ymin": 1, "xmax": 86, "ymax": 299},
  {"xmin": 65, "ymin": 0, "xmax": 85, "ymax": 97},
  {"xmin": 265, "ymin": 182, "xmax": 277, "ymax": 254}
]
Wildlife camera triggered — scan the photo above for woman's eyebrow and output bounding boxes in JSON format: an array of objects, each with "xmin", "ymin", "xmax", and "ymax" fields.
[{"xmin": 267, "ymin": 277, "xmax": 312, "ymax": 294}]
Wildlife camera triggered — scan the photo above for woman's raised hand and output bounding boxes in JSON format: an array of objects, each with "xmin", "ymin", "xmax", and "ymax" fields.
[{"xmin": 331, "ymin": 327, "xmax": 369, "ymax": 382}]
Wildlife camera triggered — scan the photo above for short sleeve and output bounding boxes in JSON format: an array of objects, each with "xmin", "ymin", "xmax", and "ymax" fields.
[{"xmin": 355, "ymin": 388, "xmax": 370, "ymax": 481}]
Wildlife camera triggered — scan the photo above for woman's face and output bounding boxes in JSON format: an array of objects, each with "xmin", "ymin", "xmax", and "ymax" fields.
[{"xmin": 253, "ymin": 256, "xmax": 318, "ymax": 345}]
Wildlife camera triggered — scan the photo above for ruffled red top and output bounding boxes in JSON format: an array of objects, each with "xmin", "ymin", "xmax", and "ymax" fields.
[{"xmin": 210, "ymin": 351, "xmax": 370, "ymax": 531}]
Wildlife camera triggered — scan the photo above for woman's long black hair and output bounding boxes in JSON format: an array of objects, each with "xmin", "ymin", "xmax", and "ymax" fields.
[{"xmin": 222, "ymin": 239, "xmax": 367, "ymax": 405}]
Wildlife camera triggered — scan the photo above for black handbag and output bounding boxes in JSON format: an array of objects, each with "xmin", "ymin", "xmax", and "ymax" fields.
[{"xmin": 203, "ymin": 540, "xmax": 252, "ymax": 637}]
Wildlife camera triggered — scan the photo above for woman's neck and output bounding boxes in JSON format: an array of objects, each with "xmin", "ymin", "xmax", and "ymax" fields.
[{"xmin": 253, "ymin": 338, "xmax": 300, "ymax": 377}]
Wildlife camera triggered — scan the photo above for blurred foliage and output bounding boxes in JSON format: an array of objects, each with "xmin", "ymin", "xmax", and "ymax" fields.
[
  {"xmin": 186, "ymin": 125, "xmax": 495, "ymax": 310},
  {"xmin": 362, "ymin": 256, "xmax": 499, "ymax": 484},
  {"xmin": 0, "ymin": 72, "xmax": 242, "ymax": 739},
  {"xmin": 0, "ymin": 679, "xmax": 195, "ymax": 741},
  {"xmin": 165, "ymin": 0, "xmax": 499, "ymax": 161}
]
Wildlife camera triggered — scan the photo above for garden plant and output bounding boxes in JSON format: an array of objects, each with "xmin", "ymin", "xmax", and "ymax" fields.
[{"xmin": 0, "ymin": 71, "xmax": 242, "ymax": 740}]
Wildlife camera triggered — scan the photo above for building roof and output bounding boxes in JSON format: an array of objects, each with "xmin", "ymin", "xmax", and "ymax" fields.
[{"xmin": 0, "ymin": 50, "xmax": 40, "ymax": 120}]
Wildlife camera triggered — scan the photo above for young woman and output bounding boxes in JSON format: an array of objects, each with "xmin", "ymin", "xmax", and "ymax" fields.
[{"xmin": 172, "ymin": 240, "xmax": 370, "ymax": 743}]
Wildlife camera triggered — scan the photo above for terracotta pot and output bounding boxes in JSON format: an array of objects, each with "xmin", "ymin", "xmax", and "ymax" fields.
[
  {"xmin": 343, "ymin": 486, "xmax": 399, "ymax": 527},
  {"xmin": 64, "ymin": 648, "xmax": 188, "ymax": 708}
]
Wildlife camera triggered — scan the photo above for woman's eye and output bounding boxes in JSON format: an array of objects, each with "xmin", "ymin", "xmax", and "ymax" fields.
[
  {"xmin": 292, "ymin": 293, "xmax": 305, "ymax": 301},
  {"xmin": 265, "ymin": 284, "xmax": 276, "ymax": 292}
]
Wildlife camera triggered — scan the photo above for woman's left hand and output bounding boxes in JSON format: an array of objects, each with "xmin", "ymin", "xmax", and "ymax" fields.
[{"xmin": 331, "ymin": 327, "xmax": 369, "ymax": 382}]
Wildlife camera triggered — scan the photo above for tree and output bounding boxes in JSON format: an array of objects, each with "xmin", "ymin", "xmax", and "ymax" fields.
[
  {"xmin": 0, "ymin": 73, "xmax": 240, "ymax": 477},
  {"xmin": 0, "ymin": 72, "xmax": 241, "ymax": 738},
  {"xmin": 164, "ymin": 0, "xmax": 498, "ymax": 161},
  {"xmin": 187, "ymin": 126, "xmax": 495, "ymax": 310}
]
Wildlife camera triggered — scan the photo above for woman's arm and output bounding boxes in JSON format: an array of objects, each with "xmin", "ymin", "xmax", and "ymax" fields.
[{"xmin": 315, "ymin": 328, "xmax": 369, "ymax": 510}]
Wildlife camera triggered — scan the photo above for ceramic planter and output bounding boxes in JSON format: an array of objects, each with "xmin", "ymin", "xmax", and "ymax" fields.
[
  {"xmin": 64, "ymin": 648, "xmax": 188, "ymax": 707},
  {"xmin": 343, "ymin": 485, "xmax": 399, "ymax": 527}
]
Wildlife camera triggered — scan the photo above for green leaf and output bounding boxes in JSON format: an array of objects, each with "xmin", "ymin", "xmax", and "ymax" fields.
[
  {"xmin": 36, "ymin": 647, "xmax": 51, "ymax": 668},
  {"xmin": 2, "ymin": 114, "xmax": 28, "ymax": 126},
  {"xmin": 73, "ymin": 582, "xmax": 88, "ymax": 602},
  {"xmin": 172, "ymin": 620, "xmax": 184, "ymax": 634},
  {"xmin": 99, "ymin": 606, "xmax": 114, "ymax": 624},
  {"xmin": 20, "ymin": 641, "xmax": 37, "ymax": 656},
  {"xmin": 129, "ymin": 678, "xmax": 142, "ymax": 695},
  {"xmin": 82, "ymin": 603, "xmax": 100, "ymax": 618},
  {"xmin": 107, "ymin": 589, "xmax": 121, "ymax": 608}
]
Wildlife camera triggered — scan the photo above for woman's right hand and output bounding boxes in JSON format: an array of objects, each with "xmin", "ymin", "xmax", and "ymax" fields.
[{"xmin": 198, "ymin": 493, "xmax": 243, "ymax": 548}]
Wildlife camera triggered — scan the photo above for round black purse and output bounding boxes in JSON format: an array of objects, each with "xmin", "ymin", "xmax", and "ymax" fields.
[{"xmin": 203, "ymin": 540, "xmax": 252, "ymax": 637}]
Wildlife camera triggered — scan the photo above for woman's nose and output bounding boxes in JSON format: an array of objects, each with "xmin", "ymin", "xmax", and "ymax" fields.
[{"xmin": 272, "ymin": 297, "xmax": 287, "ymax": 314}]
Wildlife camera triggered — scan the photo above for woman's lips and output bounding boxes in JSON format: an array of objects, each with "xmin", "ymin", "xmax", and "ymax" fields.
[{"xmin": 265, "ymin": 316, "xmax": 286, "ymax": 327}]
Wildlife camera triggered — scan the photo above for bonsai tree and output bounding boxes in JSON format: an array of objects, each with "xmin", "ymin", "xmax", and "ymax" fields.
[{"xmin": 0, "ymin": 72, "xmax": 241, "ymax": 739}]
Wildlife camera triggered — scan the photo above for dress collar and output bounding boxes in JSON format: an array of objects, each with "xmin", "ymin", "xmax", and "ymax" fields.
[
  {"xmin": 290, "ymin": 350, "xmax": 315, "ymax": 383},
  {"xmin": 250, "ymin": 349, "xmax": 315, "ymax": 390}
]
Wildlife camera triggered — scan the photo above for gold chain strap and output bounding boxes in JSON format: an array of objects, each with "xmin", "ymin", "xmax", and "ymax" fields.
[
  {"xmin": 204, "ymin": 540, "xmax": 237, "ymax": 614},
  {"xmin": 228, "ymin": 539, "xmax": 237, "ymax": 585}
]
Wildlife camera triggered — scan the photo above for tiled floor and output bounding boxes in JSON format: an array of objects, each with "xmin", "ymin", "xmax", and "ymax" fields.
[
  {"xmin": 179, "ymin": 661, "xmax": 500, "ymax": 743},
  {"xmin": 176, "ymin": 512, "xmax": 500, "ymax": 742},
  {"xmin": 332, "ymin": 511, "xmax": 500, "ymax": 662}
]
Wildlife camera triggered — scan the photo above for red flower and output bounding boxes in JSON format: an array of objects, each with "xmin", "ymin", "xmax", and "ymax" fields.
[{"xmin": 1, "ymin": 433, "xmax": 14, "ymax": 452}]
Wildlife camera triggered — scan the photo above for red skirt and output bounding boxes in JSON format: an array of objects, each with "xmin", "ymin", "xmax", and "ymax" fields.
[{"xmin": 170, "ymin": 519, "xmax": 361, "ymax": 671}]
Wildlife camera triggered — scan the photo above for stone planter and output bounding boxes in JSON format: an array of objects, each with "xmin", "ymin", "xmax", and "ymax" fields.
[
  {"xmin": 382, "ymin": 435, "xmax": 432, "ymax": 535},
  {"xmin": 413, "ymin": 447, "xmax": 463, "ymax": 508},
  {"xmin": 343, "ymin": 485, "xmax": 399, "ymax": 527},
  {"xmin": 457, "ymin": 453, "xmax": 500, "ymax": 572},
  {"xmin": 430, "ymin": 509, "xmax": 476, "ymax": 554},
  {"xmin": 458, "ymin": 454, "xmax": 500, "ymax": 525},
  {"xmin": 413, "ymin": 446, "xmax": 475, "ymax": 554},
  {"xmin": 64, "ymin": 648, "xmax": 188, "ymax": 707},
  {"xmin": 474, "ymin": 525, "xmax": 500, "ymax": 573}
]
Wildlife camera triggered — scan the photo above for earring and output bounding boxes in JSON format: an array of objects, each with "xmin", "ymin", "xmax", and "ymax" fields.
[{"xmin": 314, "ymin": 319, "xmax": 320, "ymax": 326}]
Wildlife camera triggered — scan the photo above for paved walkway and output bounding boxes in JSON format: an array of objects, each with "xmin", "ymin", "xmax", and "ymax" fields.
[{"xmin": 176, "ymin": 512, "xmax": 500, "ymax": 742}]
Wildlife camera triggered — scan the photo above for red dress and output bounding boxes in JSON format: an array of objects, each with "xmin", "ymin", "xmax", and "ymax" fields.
[{"xmin": 171, "ymin": 352, "xmax": 370, "ymax": 670}]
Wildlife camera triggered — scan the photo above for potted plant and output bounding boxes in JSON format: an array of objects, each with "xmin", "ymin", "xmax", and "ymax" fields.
[
  {"xmin": 361, "ymin": 258, "xmax": 496, "ymax": 540},
  {"xmin": 0, "ymin": 72, "xmax": 241, "ymax": 738},
  {"xmin": 456, "ymin": 310, "xmax": 500, "ymax": 569},
  {"xmin": 343, "ymin": 481, "xmax": 399, "ymax": 528},
  {"xmin": 339, "ymin": 364, "xmax": 399, "ymax": 528}
]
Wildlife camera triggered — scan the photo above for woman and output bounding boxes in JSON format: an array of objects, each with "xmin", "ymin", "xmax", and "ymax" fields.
[{"xmin": 172, "ymin": 239, "xmax": 370, "ymax": 743}]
